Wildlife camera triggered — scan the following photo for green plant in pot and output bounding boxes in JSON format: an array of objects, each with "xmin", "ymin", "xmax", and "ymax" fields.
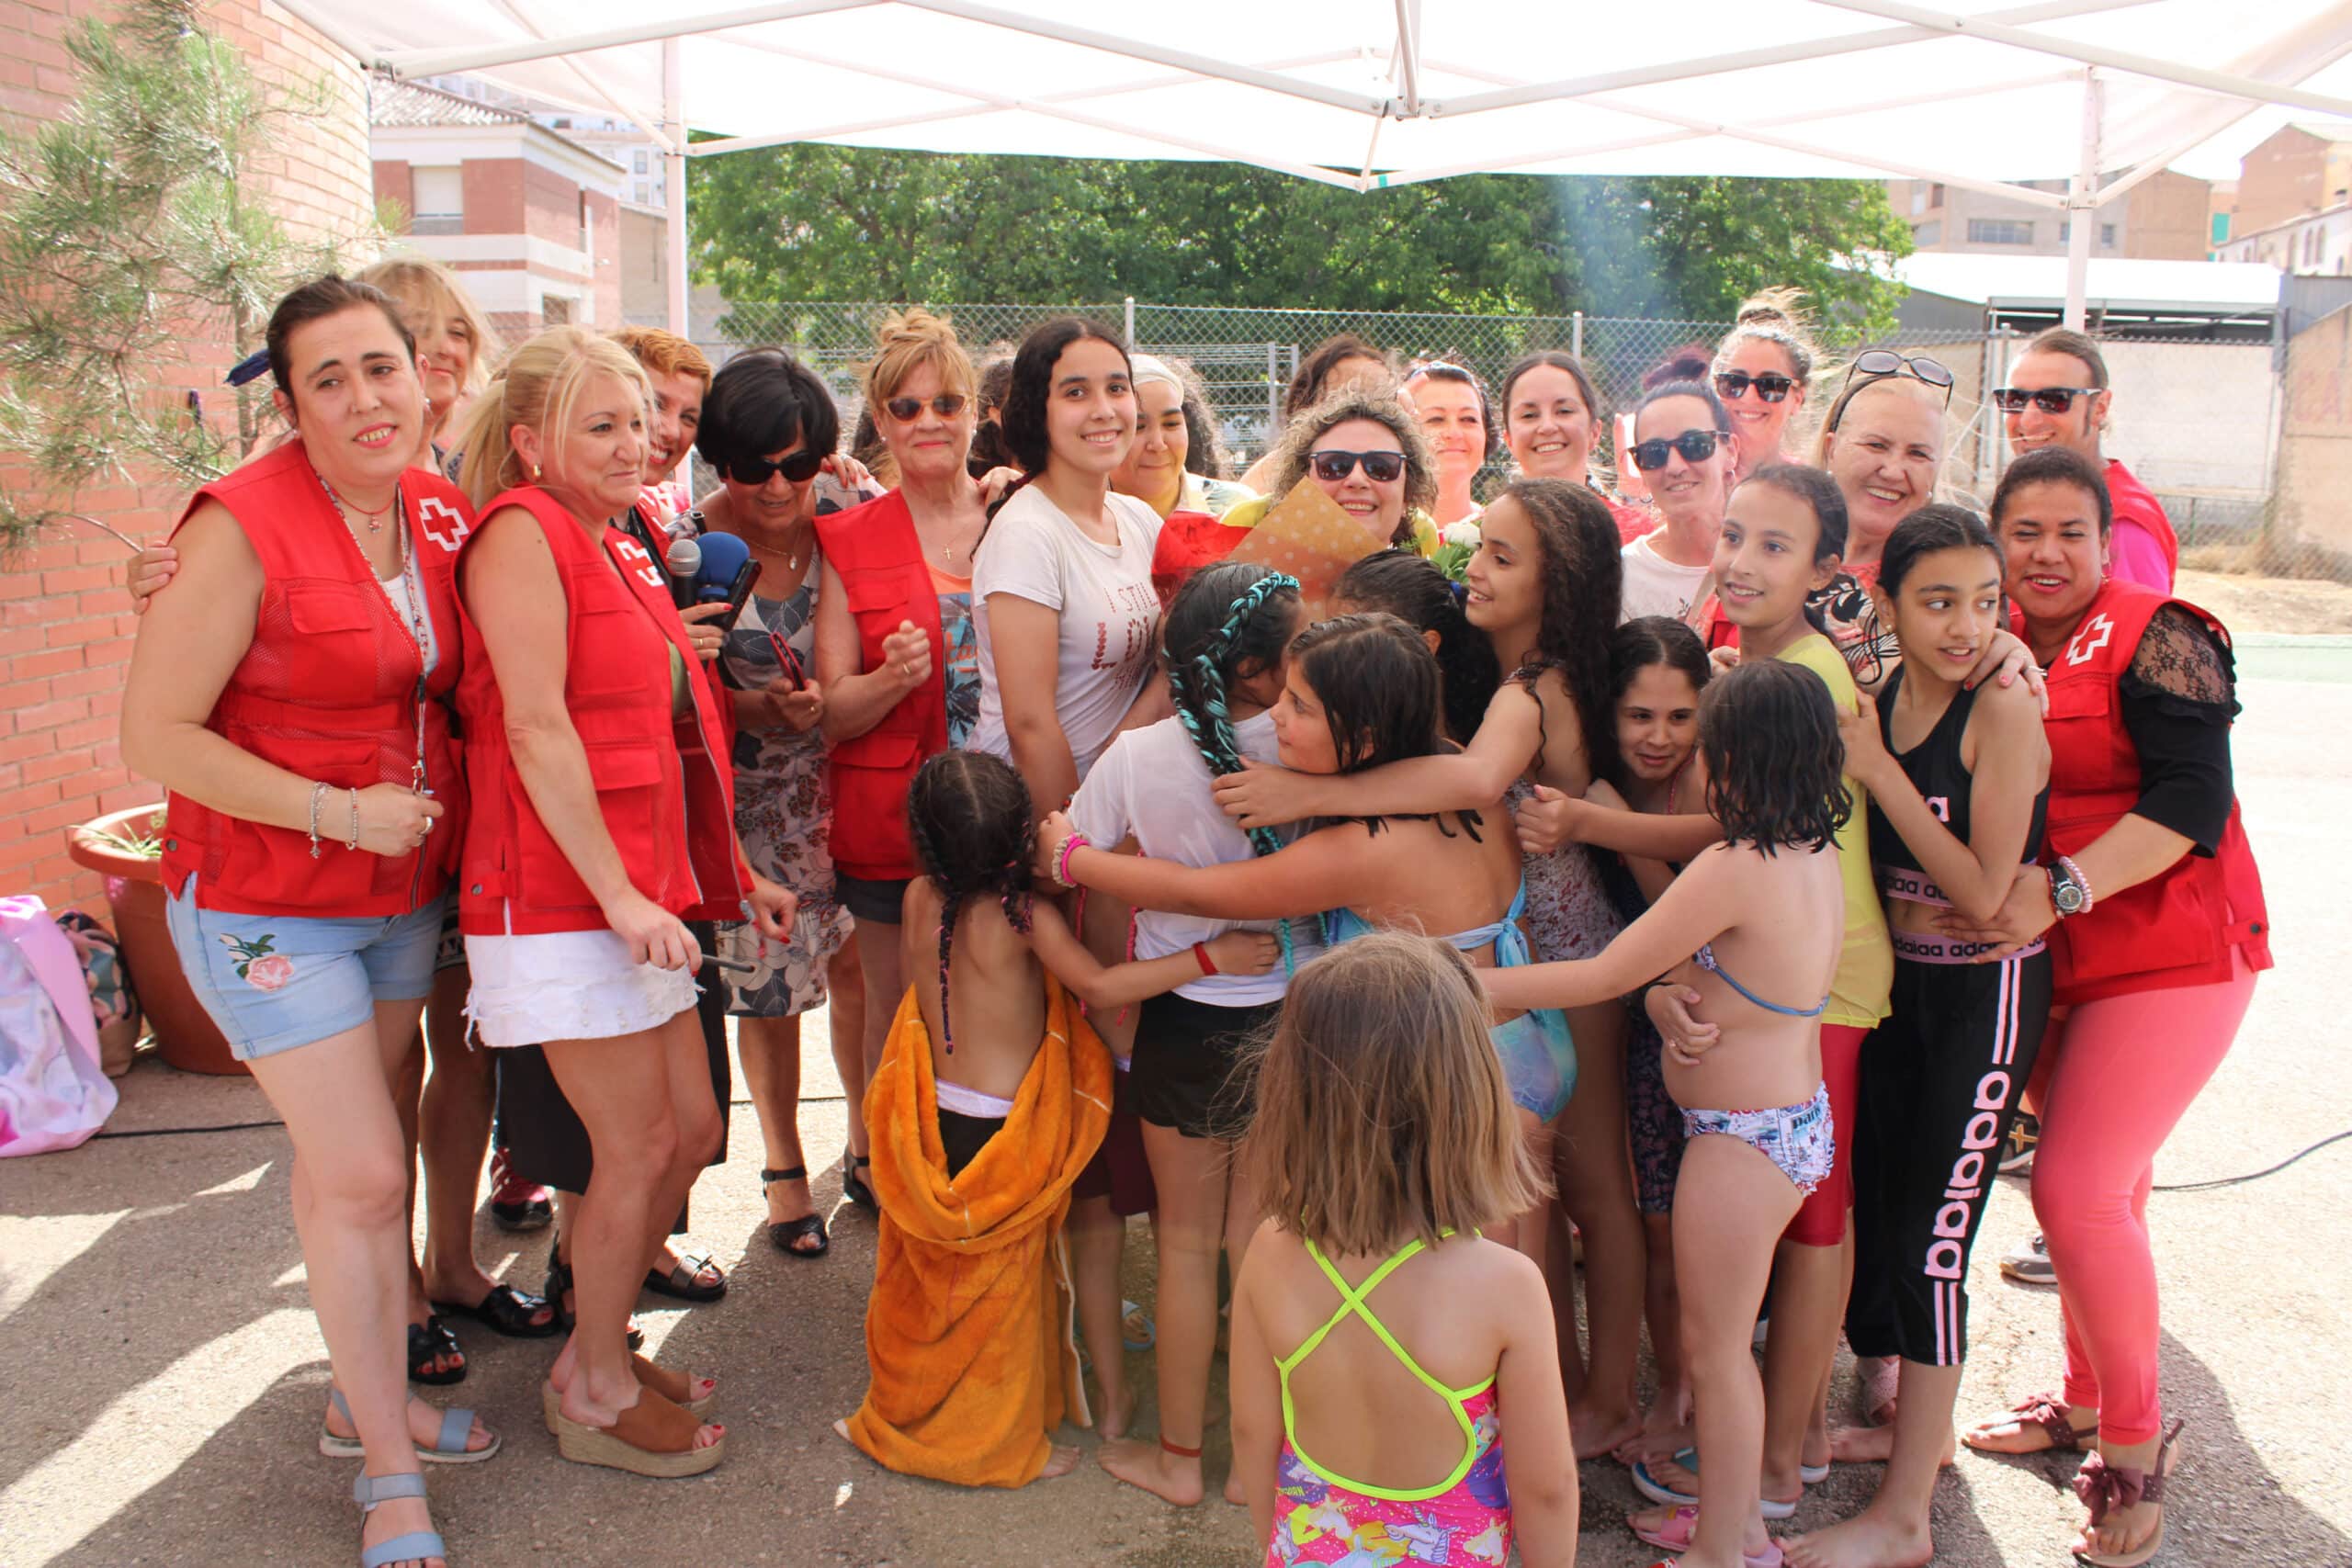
[{"xmin": 64, "ymin": 806, "xmax": 243, "ymax": 1076}]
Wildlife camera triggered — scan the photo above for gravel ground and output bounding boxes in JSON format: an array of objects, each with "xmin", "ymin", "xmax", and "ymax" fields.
[{"xmin": 3, "ymin": 656, "xmax": 2346, "ymax": 1568}]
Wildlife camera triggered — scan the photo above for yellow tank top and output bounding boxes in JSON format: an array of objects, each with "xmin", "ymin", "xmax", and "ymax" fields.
[{"xmin": 1775, "ymin": 632, "xmax": 1893, "ymax": 1030}]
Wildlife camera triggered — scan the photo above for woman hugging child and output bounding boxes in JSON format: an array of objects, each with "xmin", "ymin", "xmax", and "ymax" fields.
[{"xmin": 837, "ymin": 750, "xmax": 1275, "ymax": 1488}]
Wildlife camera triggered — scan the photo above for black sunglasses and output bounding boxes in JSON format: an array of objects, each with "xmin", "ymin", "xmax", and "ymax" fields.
[
  {"xmin": 1628, "ymin": 429, "xmax": 1730, "ymax": 472},
  {"xmin": 1714, "ymin": 369, "xmax": 1797, "ymax": 404},
  {"xmin": 728, "ymin": 448, "xmax": 825, "ymax": 486},
  {"xmin": 883, "ymin": 392, "xmax": 969, "ymax": 422},
  {"xmin": 1991, "ymin": 386, "xmax": 2098, "ymax": 415},
  {"xmin": 1844, "ymin": 350, "xmax": 1954, "ymax": 403},
  {"xmin": 1308, "ymin": 448, "xmax": 1407, "ymax": 483}
]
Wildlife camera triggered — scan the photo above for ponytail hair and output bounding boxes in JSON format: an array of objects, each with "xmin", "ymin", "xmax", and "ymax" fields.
[
  {"xmin": 1330, "ymin": 549, "xmax": 1500, "ymax": 745},
  {"xmin": 904, "ymin": 751, "xmax": 1037, "ymax": 1055}
]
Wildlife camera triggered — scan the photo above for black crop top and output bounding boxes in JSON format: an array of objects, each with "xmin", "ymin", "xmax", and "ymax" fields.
[{"xmin": 1867, "ymin": 667, "xmax": 2050, "ymax": 906}]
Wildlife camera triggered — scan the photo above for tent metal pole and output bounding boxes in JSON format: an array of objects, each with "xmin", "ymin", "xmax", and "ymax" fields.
[
  {"xmin": 1812, "ymin": 0, "xmax": 2352, "ymax": 118},
  {"xmin": 2064, "ymin": 69, "xmax": 2100, "ymax": 333},
  {"xmin": 1391, "ymin": 0, "xmax": 1422, "ymax": 116},
  {"xmin": 664, "ymin": 39, "xmax": 690, "ymax": 347}
]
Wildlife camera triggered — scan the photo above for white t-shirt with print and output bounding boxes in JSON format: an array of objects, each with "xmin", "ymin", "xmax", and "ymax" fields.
[
  {"xmin": 1619, "ymin": 531, "xmax": 1713, "ymax": 624},
  {"xmin": 1069, "ymin": 711, "xmax": 1320, "ymax": 1007},
  {"xmin": 968, "ymin": 486, "xmax": 1165, "ymax": 780}
]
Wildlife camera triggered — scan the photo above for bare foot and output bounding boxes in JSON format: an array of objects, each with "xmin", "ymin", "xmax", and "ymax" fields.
[
  {"xmin": 1039, "ymin": 1443, "xmax": 1081, "ymax": 1480},
  {"xmin": 1616, "ymin": 1420, "xmax": 1694, "ymax": 1468},
  {"xmin": 324, "ymin": 1392, "xmax": 495, "ymax": 1455},
  {"xmin": 1825, "ymin": 1423, "xmax": 1956, "ymax": 1467},
  {"xmin": 1223, "ymin": 1471, "xmax": 1247, "ymax": 1506},
  {"xmin": 1096, "ymin": 1382, "xmax": 1139, "ymax": 1443},
  {"xmin": 1570, "ymin": 1396, "xmax": 1645, "ymax": 1461},
  {"xmin": 1784, "ymin": 1506, "xmax": 1935, "ymax": 1568},
  {"xmin": 1100, "ymin": 1436, "xmax": 1205, "ymax": 1506}
]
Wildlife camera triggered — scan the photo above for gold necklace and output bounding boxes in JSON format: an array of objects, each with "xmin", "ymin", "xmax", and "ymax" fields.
[{"xmin": 317, "ymin": 471, "xmax": 396, "ymax": 533}]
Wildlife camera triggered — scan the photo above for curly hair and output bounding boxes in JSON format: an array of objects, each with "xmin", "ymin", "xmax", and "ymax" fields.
[
  {"xmin": 1261, "ymin": 387, "xmax": 1439, "ymax": 547},
  {"xmin": 1496, "ymin": 479, "xmax": 1623, "ymax": 786},
  {"xmin": 1331, "ymin": 550, "xmax": 1500, "ymax": 746},
  {"xmin": 905, "ymin": 751, "xmax": 1037, "ymax": 1055},
  {"xmin": 1000, "ymin": 316, "xmax": 1130, "ymax": 475},
  {"xmin": 1700, "ymin": 660, "xmax": 1850, "ymax": 856},
  {"xmin": 1171, "ymin": 358, "xmax": 1231, "ymax": 480},
  {"xmin": 1163, "ymin": 562, "xmax": 1304, "ymax": 969}
]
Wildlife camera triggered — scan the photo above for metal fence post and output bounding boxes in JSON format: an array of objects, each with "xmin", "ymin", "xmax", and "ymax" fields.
[
  {"xmin": 1571, "ymin": 310, "xmax": 1583, "ymax": 361},
  {"xmin": 1124, "ymin": 296, "xmax": 1136, "ymax": 351},
  {"xmin": 1266, "ymin": 341, "xmax": 1280, "ymax": 432}
]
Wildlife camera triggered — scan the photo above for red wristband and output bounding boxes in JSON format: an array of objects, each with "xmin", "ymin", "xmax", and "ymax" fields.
[{"xmin": 1192, "ymin": 941, "xmax": 1218, "ymax": 976}]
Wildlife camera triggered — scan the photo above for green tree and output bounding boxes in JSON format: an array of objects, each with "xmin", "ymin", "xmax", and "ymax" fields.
[
  {"xmin": 0, "ymin": 0, "xmax": 362, "ymax": 551},
  {"xmin": 689, "ymin": 143, "xmax": 1910, "ymax": 327}
]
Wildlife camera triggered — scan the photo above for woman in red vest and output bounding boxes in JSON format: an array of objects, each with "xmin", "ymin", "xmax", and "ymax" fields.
[
  {"xmin": 1942, "ymin": 446, "xmax": 2268, "ymax": 1568},
  {"xmin": 811, "ymin": 309, "xmax": 992, "ymax": 1208},
  {"xmin": 122, "ymin": 276, "xmax": 490, "ymax": 1568},
  {"xmin": 450, "ymin": 326, "xmax": 793, "ymax": 1480}
]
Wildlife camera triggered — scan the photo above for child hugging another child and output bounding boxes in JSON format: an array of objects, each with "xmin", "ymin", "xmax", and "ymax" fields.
[
  {"xmin": 837, "ymin": 750, "xmax": 1276, "ymax": 1488},
  {"xmin": 1229, "ymin": 931, "xmax": 1579, "ymax": 1568},
  {"xmin": 1486, "ymin": 658, "xmax": 1852, "ymax": 1568}
]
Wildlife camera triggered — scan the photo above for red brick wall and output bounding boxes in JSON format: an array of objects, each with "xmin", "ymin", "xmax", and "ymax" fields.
[
  {"xmin": 374, "ymin": 157, "xmax": 413, "ymax": 224},
  {"xmin": 0, "ymin": 0, "xmax": 375, "ymax": 911},
  {"xmin": 462, "ymin": 155, "xmax": 524, "ymax": 233}
]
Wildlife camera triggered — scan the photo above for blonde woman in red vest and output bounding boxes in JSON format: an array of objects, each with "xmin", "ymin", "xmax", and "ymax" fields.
[
  {"xmin": 122, "ymin": 276, "xmax": 490, "ymax": 1568},
  {"xmin": 449, "ymin": 326, "xmax": 794, "ymax": 1479},
  {"xmin": 1939, "ymin": 446, "xmax": 2268, "ymax": 1568}
]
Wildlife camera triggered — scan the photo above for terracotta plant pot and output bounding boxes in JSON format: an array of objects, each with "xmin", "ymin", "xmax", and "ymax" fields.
[{"xmin": 65, "ymin": 804, "xmax": 247, "ymax": 1077}]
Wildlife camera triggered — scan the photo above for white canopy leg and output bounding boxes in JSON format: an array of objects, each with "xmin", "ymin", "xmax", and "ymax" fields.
[{"xmin": 2064, "ymin": 68, "xmax": 2101, "ymax": 333}]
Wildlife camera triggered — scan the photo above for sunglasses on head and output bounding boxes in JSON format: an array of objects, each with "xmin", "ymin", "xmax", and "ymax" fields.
[
  {"xmin": 883, "ymin": 392, "xmax": 969, "ymax": 422},
  {"xmin": 1713, "ymin": 368, "xmax": 1797, "ymax": 404},
  {"xmin": 1628, "ymin": 429, "xmax": 1730, "ymax": 472},
  {"xmin": 1991, "ymin": 386, "xmax": 2098, "ymax": 415},
  {"xmin": 1308, "ymin": 448, "xmax": 1407, "ymax": 483},
  {"xmin": 1843, "ymin": 350, "xmax": 1955, "ymax": 403},
  {"xmin": 728, "ymin": 448, "xmax": 825, "ymax": 486}
]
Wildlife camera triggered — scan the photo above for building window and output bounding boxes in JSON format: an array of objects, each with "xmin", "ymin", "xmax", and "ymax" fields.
[
  {"xmin": 1909, "ymin": 185, "xmax": 1925, "ymax": 216},
  {"xmin": 633, "ymin": 149, "xmax": 649, "ymax": 175},
  {"xmin": 2057, "ymin": 221, "xmax": 2119, "ymax": 247},
  {"xmin": 1929, "ymin": 183, "xmax": 1945, "ymax": 207},
  {"xmin": 1913, "ymin": 220, "xmax": 1942, "ymax": 246},
  {"xmin": 578, "ymin": 192, "xmax": 591, "ymax": 254},
  {"xmin": 542, "ymin": 295, "xmax": 573, "ymax": 325},
  {"xmin": 411, "ymin": 165, "xmax": 463, "ymax": 235},
  {"xmin": 1968, "ymin": 219, "xmax": 2035, "ymax": 245},
  {"xmin": 634, "ymin": 181, "xmax": 650, "ymax": 206}
]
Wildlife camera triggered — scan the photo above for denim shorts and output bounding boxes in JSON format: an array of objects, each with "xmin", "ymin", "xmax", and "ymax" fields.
[{"xmin": 164, "ymin": 879, "xmax": 445, "ymax": 1061}]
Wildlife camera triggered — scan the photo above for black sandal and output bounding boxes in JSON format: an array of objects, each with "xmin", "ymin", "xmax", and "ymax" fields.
[
  {"xmin": 429, "ymin": 1283, "xmax": 560, "ymax": 1338},
  {"xmin": 642, "ymin": 1249, "xmax": 728, "ymax": 1302},
  {"xmin": 407, "ymin": 1315, "xmax": 466, "ymax": 1386},
  {"xmin": 761, "ymin": 1168, "xmax": 830, "ymax": 1258},
  {"xmin": 842, "ymin": 1145, "xmax": 878, "ymax": 1214},
  {"xmin": 545, "ymin": 1238, "xmax": 646, "ymax": 1351}
]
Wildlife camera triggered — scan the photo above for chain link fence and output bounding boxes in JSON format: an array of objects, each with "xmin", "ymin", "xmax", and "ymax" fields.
[{"xmin": 642, "ymin": 299, "xmax": 2326, "ymax": 580}]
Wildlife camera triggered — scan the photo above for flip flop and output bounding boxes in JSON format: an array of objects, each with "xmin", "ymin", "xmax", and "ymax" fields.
[
  {"xmin": 429, "ymin": 1283, "xmax": 560, "ymax": 1338},
  {"xmin": 321, "ymin": 1388, "xmax": 500, "ymax": 1463},
  {"xmin": 1122, "ymin": 1299, "xmax": 1156, "ymax": 1352},
  {"xmin": 1632, "ymin": 1449, "xmax": 1821, "ymax": 1517},
  {"xmin": 2072, "ymin": 1419, "xmax": 2185, "ymax": 1567},
  {"xmin": 1630, "ymin": 1504, "xmax": 1785, "ymax": 1566}
]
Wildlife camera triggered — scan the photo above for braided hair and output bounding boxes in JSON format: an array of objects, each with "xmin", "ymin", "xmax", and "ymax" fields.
[
  {"xmin": 905, "ymin": 751, "xmax": 1037, "ymax": 1054},
  {"xmin": 1163, "ymin": 562, "xmax": 1304, "ymax": 972}
]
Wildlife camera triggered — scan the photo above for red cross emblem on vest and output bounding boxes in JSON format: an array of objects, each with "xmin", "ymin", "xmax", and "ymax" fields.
[
  {"xmin": 416, "ymin": 496, "xmax": 470, "ymax": 553},
  {"xmin": 613, "ymin": 535, "xmax": 666, "ymax": 590},
  {"xmin": 2065, "ymin": 613, "xmax": 2114, "ymax": 667}
]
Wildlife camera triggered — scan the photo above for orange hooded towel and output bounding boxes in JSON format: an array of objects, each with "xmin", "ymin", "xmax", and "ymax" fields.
[{"xmin": 843, "ymin": 976, "xmax": 1114, "ymax": 1487}]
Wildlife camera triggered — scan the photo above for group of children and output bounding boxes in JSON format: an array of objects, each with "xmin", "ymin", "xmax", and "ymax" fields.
[{"xmin": 841, "ymin": 443, "xmax": 2090, "ymax": 1568}]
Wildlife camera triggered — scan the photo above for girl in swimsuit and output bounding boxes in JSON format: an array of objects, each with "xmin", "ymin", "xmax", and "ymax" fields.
[
  {"xmin": 1039, "ymin": 615, "xmax": 1565, "ymax": 1256},
  {"xmin": 1483, "ymin": 659, "xmax": 1849, "ymax": 1568},
  {"xmin": 1214, "ymin": 479, "xmax": 1648, "ymax": 1457},
  {"xmin": 1228, "ymin": 931, "xmax": 1577, "ymax": 1568}
]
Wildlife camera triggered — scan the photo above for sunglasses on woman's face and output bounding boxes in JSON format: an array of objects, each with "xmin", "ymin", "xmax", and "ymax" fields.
[
  {"xmin": 1843, "ymin": 350, "xmax": 1955, "ymax": 403},
  {"xmin": 1714, "ymin": 369, "xmax": 1797, "ymax": 404},
  {"xmin": 729, "ymin": 448, "xmax": 825, "ymax": 486},
  {"xmin": 1628, "ymin": 429, "xmax": 1730, "ymax": 472},
  {"xmin": 1308, "ymin": 448, "xmax": 1407, "ymax": 483},
  {"xmin": 883, "ymin": 392, "xmax": 969, "ymax": 422},
  {"xmin": 1991, "ymin": 386, "xmax": 2098, "ymax": 415}
]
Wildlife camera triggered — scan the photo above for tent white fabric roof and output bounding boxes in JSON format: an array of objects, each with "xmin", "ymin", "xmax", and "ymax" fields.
[
  {"xmin": 1896, "ymin": 254, "xmax": 2286, "ymax": 310},
  {"xmin": 275, "ymin": 0, "xmax": 2352, "ymax": 329}
]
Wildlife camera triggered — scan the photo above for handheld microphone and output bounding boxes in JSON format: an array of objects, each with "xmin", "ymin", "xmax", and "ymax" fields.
[
  {"xmin": 663, "ymin": 535, "xmax": 702, "ymax": 608},
  {"xmin": 691, "ymin": 532, "xmax": 752, "ymax": 604}
]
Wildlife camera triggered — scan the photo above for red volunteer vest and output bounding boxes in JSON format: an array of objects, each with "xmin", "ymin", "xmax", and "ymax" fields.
[
  {"xmin": 811, "ymin": 490, "xmax": 951, "ymax": 883},
  {"xmin": 160, "ymin": 443, "xmax": 469, "ymax": 917},
  {"xmin": 2104, "ymin": 459, "xmax": 2181, "ymax": 586},
  {"xmin": 453, "ymin": 486, "xmax": 749, "ymax": 936},
  {"xmin": 2031, "ymin": 579, "xmax": 2271, "ymax": 1005}
]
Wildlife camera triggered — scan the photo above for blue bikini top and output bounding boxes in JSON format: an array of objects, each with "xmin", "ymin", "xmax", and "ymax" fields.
[
  {"xmin": 1324, "ymin": 881, "xmax": 1531, "ymax": 967},
  {"xmin": 1692, "ymin": 941, "xmax": 1830, "ymax": 1019}
]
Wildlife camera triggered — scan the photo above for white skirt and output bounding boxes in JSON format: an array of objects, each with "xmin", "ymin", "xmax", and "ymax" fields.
[{"xmin": 463, "ymin": 927, "xmax": 700, "ymax": 1048}]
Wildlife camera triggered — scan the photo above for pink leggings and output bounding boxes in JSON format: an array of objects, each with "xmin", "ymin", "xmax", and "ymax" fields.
[{"xmin": 2030, "ymin": 951, "xmax": 2256, "ymax": 1447}]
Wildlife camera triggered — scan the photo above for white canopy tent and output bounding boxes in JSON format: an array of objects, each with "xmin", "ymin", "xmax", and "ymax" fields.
[{"xmin": 273, "ymin": 0, "xmax": 2352, "ymax": 333}]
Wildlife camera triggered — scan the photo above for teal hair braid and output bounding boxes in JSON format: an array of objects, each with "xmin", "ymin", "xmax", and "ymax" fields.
[{"xmin": 1168, "ymin": 571, "xmax": 1300, "ymax": 973}]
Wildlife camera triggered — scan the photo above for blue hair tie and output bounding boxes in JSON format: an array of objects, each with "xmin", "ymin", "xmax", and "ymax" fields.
[
  {"xmin": 225, "ymin": 349, "xmax": 271, "ymax": 388},
  {"xmin": 1446, "ymin": 577, "xmax": 1470, "ymax": 606}
]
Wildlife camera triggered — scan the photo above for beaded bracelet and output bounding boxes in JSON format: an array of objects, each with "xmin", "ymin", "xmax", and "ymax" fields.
[
  {"xmin": 1053, "ymin": 830, "xmax": 1091, "ymax": 890},
  {"xmin": 2056, "ymin": 853, "xmax": 2094, "ymax": 915},
  {"xmin": 307, "ymin": 781, "xmax": 329, "ymax": 860},
  {"xmin": 345, "ymin": 787, "xmax": 362, "ymax": 852}
]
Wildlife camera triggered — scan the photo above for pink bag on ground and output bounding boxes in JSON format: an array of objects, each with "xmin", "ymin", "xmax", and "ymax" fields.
[{"xmin": 0, "ymin": 896, "xmax": 119, "ymax": 1156}]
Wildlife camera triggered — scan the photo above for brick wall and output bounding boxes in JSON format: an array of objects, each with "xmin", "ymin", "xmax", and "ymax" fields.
[{"xmin": 0, "ymin": 0, "xmax": 375, "ymax": 911}]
